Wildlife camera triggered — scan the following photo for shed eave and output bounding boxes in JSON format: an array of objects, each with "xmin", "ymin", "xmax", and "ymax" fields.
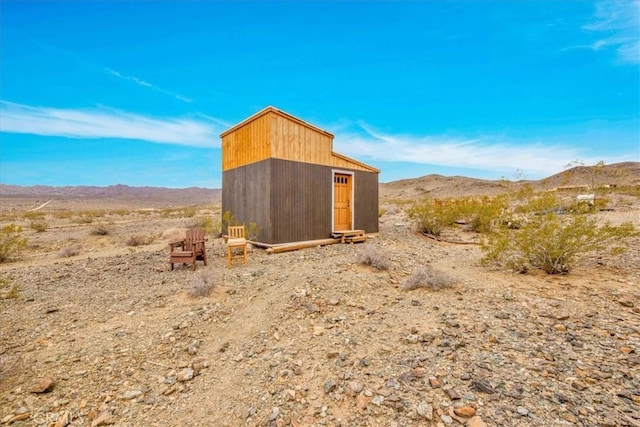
[{"xmin": 332, "ymin": 151, "xmax": 380, "ymax": 173}]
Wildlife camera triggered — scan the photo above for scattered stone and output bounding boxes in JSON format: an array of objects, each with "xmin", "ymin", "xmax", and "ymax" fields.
[
  {"xmin": 468, "ymin": 416, "xmax": 488, "ymax": 427},
  {"xmin": 618, "ymin": 296, "xmax": 634, "ymax": 308},
  {"xmin": 454, "ymin": 405, "xmax": 477, "ymax": 417},
  {"xmin": 324, "ymin": 379, "xmax": 337, "ymax": 394},
  {"xmin": 471, "ymin": 379, "xmax": 496, "ymax": 394},
  {"xmin": 516, "ymin": 406, "xmax": 530, "ymax": 416},
  {"xmin": 416, "ymin": 401, "xmax": 433, "ymax": 420},
  {"xmin": 429, "ymin": 377, "xmax": 443, "ymax": 389},
  {"xmin": 91, "ymin": 411, "xmax": 116, "ymax": 426},
  {"xmin": 31, "ymin": 377, "xmax": 54, "ymax": 393},
  {"xmin": 177, "ymin": 368, "xmax": 194, "ymax": 382},
  {"xmin": 120, "ymin": 390, "xmax": 143, "ymax": 400},
  {"xmin": 7, "ymin": 413, "xmax": 30, "ymax": 423},
  {"xmin": 440, "ymin": 414, "xmax": 453, "ymax": 424},
  {"xmin": 371, "ymin": 395, "xmax": 384, "ymax": 406}
]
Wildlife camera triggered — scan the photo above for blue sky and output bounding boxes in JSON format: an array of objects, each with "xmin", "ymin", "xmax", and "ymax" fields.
[{"xmin": 1, "ymin": 1, "xmax": 638, "ymax": 188}]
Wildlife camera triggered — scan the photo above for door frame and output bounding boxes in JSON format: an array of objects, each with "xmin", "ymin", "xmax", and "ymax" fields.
[{"xmin": 331, "ymin": 169, "xmax": 354, "ymax": 232}]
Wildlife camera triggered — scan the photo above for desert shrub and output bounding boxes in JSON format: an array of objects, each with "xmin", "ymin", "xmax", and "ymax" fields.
[
  {"xmin": 0, "ymin": 274, "xmax": 20, "ymax": 300},
  {"xmin": 482, "ymin": 213, "xmax": 637, "ymax": 274},
  {"xmin": 0, "ymin": 224, "xmax": 28, "ymax": 263},
  {"xmin": 126, "ymin": 234, "xmax": 154, "ymax": 247},
  {"xmin": 406, "ymin": 199, "xmax": 452, "ymax": 236},
  {"xmin": 90, "ymin": 222, "xmax": 114, "ymax": 236},
  {"xmin": 221, "ymin": 211, "xmax": 239, "ymax": 232},
  {"xmin": 189, "ymin": 269, "xmax": 218, "ymax": 298},
  {"xmin": 378, "ymin": 208, "xmax": 387, "ymax": 217},
  {"xmin": 73, "ymin": 215, "xmax": 94, "ymax": 224},
  {"xmin": 29, "ymin": 219, "xmax": 49, "ymax": 233},
  {"xmin": 182, "ymin": 207, "xmax": 197, "ymax": 218},
  {"xmin": 59, "ymin": 243, "xmax": 82, "ymax": 258},
  {"xmin": 357, "ymin": 246, "xmax": 391, "ymax": 270},
  {"xmin": 192, "ymin": 216, "xmax": 221, "ymax": 236},
  {"xmin": 245, "ymin": 222, "xmax": 260, "ymax": 241},
  {"xmin": 401, "ymin": 266, "xmax": 457, "ymax": 291}
]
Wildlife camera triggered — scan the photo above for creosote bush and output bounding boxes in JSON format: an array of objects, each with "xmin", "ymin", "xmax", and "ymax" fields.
[
  {"xmin": 357, "ymin": 246, "xmax": 391, "ymax": 270},
  {"xmin": 189, "ymin": 269, "xmax": 218, "ymax": 298},
  {"xmin": 401, "ymin": 266, "xmax": 457, "ymax": 291},
  {"xmin": 481, "ymin": 213, "xmax": 637, "ymax": 274},
  {"xmin": 0, "ymin": 224, "xmax": 28, "ymax": 263}
]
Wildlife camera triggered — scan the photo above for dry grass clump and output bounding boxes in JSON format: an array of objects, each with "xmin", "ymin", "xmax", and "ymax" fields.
[
  {"xmin": 90, "ymin": 222, "xmax": 113, "ymax": 236},
  {"xmin": 0, "ymin": 274, "xmax": 20, "ymax": 300},
  {"xmin": 126, "ymin": 234, "xmax": 155, "ymax": 247},
  {"xmin": 189, "ymin": 269, "xmax": 218, "ymax": 298},
  {"xmin": 401, "ymin": 266, "xmax": 457, "ymax": 291},
  {"xmin": 58, "ymin": 243, "xmax": 82, "ymax": 258},
  {"xmin": 29, "ymin": 219, "xmax": 49, "ymax": 233},
  {"xmin": 357, "ymin": 246, "xmax": 391, "ymax": 270}
]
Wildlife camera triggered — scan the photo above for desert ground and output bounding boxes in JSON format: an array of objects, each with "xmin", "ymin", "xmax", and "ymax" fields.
[{"xmin": 1, "ymin": 170, "xmax": 639, "ymax": 427}]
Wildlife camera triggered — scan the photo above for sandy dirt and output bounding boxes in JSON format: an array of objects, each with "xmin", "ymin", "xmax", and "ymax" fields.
[{"xmin": 1, "ymin": 183, "xmax": 639, "ymax": 427}]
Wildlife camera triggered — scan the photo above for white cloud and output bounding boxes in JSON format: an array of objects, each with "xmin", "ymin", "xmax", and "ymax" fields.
[
  {"xmin": 106, "ymin": 68, "xmax": 193, "ymax": 103},
  {"xmin": 0, "ymin": 101, "xmax": 221, "ymax": 147},
  {"xmin": 584, "ymin": 0, "xmax": 640, "ymax": 64},
  {"xmin": 333, "ymin": 122, "xmax": 635, "ymax": 178}
]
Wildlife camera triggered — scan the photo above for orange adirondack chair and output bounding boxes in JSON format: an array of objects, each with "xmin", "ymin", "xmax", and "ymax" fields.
[{"xmin": 169, "ymin": 227, "xmax": 208, "ymax": 271}]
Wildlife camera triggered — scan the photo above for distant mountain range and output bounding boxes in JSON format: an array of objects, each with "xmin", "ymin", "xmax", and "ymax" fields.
[
  {"xmin": 1, "ymin": 162, "xmax": 637, "ymax": 204},
  {"xmin": 0, "ymin": 183, "xmax": 221, "ymax": 205}
]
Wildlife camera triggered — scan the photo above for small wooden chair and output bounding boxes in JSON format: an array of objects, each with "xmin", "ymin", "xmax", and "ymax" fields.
[
  {"xmin": 226, "ymin": 225, "xmax": 247, "ymax": 267},
  {"xmin": 169, "ymin": 227, "xmax": 208, "ymax": 271}
]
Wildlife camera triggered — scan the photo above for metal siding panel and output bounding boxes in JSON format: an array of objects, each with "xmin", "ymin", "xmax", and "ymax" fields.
[
  {"xmin": 354, "ymin": 171, "xmax": 380, "ymax": 233},
  {"xmin": 222, "ymin": 160, "xmax": 272, "ymax": 242},
  {"xmin": 270, "ymin": 159, "xmax": 332, "ymax": 244}
]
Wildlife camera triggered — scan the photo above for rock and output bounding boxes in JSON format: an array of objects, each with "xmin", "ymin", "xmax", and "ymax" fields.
[
  {"xmin": 355, "ymin": 395, "xmax": 369, "ymax": 413},
  {"xmin": 618, "ymin": 296, "xmax": 634, "ymax": 308},
  {"xmin": 120, "ymin": 390, "xmax": 143, "ymax": 400},
  {"xmin": 371, "ymin": 395, "xmax": 384, "ymax": 406},
  {"xmin": 443, "ymin": 387, "xmax": 461, "ymax": 400},
  {"xmin": 415, "ymin": 401, "xmax": 433, "ymax": 420},
  {"xmin": 91, "ymin": 411, "xmax": 116, "ymax": 426},
  {"xmin": 471, "ymin": 379, "xmax": 496, "ymax": 394},
  {"xmin": 405, "ymin": 334, "xmax": 420, "ymax": 344},
  {"xmin": 31, "ymin": 377, "xmax": 54, "ymax": 393},
  {"xmin": 323, "ymin": 379, "xmax": 337, "ymax": 393},
  {"xmin": 468, "ymin": 416, "xmax": 488, "ymax": 427},
  {"xmin": 516, "ymin": 406, "xmax": 529, "ymax": 416},
  {"xmin": 429, "ymin": 377, "xmax": 443, "ymax": 389},
  {"xmin": 552, "ymin": 324, "xmax": 567, "ymax": 332},
  {"xmin": 454, "ymin": 405, "xmax": 476, "ymax": 417},
  {"xmin": 7, "ymin": 413, "xmax": 30, "ymax": 423},
  {"xmin": 440, "ymin": 414, "xmax": 453, "ymax": 424},
  {"xmin": 177, "ymin": 368, "xmax": 194, "ymax": 382},
  {"xmin": 348, "ymin": 381, "xmax": 363, "ymax": 394}
]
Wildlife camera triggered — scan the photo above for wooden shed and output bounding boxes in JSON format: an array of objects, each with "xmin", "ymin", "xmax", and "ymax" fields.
[{"xmin": 221, "ymin": 106, "xmax": 379, "ymax": 245}]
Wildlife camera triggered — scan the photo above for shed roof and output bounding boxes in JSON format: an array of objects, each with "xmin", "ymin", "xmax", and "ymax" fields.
[{"xmin": 220, "ymin": 106, "xmax": 334, "ymax": 138}]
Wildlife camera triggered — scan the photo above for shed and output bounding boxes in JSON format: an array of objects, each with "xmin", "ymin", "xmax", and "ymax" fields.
[{"xmin": 221, "ymin": 106, "xmax": 379, "ymax": 245}]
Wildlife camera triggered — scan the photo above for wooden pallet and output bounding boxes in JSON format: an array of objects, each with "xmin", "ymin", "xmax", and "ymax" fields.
[{"xmin": 331, "ymin": 230, "xmax": 367, "ymax": 244}]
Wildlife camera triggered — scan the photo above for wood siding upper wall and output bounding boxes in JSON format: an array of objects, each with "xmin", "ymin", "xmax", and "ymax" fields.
[
  {"xmin": 271, "ymin": 114, "xmax": 334, "ymax": 166},
  {"xmin": 222, "ymin": 113, "xmax": 272, "ymax": 171},
  {"xmin": 221, "ymin": 107, "xmax": 379, "ymax": 173}
]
